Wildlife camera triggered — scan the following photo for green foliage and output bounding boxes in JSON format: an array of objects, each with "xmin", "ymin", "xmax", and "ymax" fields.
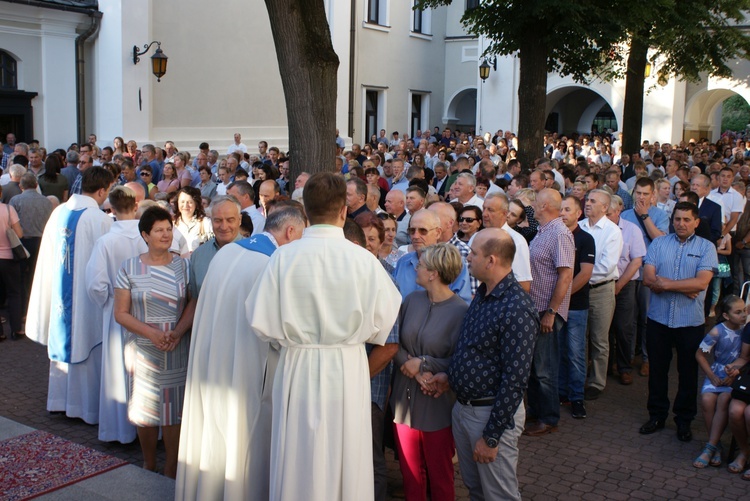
[
  {"xmin": 645, "ymin": 0, "xmax": 750, "ymax": 81},
  {"xmin": 418, "ymin": 0, "xmax": 633, "ymax": 83},
  {"xmin": 721, "ymin": 94, "xmax": 750, "ymax": 131}
]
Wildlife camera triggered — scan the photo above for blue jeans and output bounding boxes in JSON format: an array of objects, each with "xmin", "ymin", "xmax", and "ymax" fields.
[
  {"xmin": 558, "ymin": 309, "xmax": 588, "ymax": 402},
  {"xmin": 527, "ymin": 314, "xmax": 563, "ymax": 426}
]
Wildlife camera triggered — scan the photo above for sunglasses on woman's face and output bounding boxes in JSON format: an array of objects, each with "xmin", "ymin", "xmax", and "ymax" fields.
[{"xmin": 458, "ymin": 217, "xmax": 477, "ymax": 223}]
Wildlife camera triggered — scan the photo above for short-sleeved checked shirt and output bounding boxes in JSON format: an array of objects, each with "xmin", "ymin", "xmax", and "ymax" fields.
[{"xmin": 529, "ymin": 217, "xmax": 575, "ymax": 320}]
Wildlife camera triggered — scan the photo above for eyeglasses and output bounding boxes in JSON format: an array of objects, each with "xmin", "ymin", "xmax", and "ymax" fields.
[
  {"xmin": 415, "ymin": 261, "xmax": 429, "ymax": 270},
  {"xmin": 458, "ymin": 217, "xmax": 478, "ymax": 223},
  {"xmin": 407, "ymin": 226, "xmax": 437, "ymax": 236},
  {"xmin": 140, "ymin": 172, "xmax": 151, "ymax": 177}
]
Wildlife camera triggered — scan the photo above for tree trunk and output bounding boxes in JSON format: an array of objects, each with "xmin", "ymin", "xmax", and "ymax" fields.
[
  {"xmin": 516, "ymin": 35, "xmax": 549, "ymax": 171},
  {"xmin": 264, "ymin": 0, "xmax": 339, "ymax": 181},
  {"xmin": 621, "ymin": 34, "xmax": 649, "ymax": 158}
]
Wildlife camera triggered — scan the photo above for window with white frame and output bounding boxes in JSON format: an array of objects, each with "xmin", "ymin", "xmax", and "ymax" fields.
[
  {"xmin": 367, "ymin": 0, "xmax": 389, "ymax": 26},
  {"xmin": 412, "ymin": 1, "xmax": 431, "ymax": 35},
  {"xmin": 364, "ymin": 89, "xmax": 386, "ymax": 144},
  {"xmin": 410, "ymin": 92, "xmax": 430, "ymax": 138}
]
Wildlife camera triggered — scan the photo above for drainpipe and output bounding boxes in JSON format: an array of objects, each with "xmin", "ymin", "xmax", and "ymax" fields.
[
  {"xmin": 347, "ymin": 0, "xmax": 356, "ymax": 139},
  {"xmin": 75, "ymin": 11, "xmax": 102, "ymax": 144}
]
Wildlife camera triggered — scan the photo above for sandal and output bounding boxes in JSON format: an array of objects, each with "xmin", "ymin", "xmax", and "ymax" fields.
[
  {"xmin": 693, "ymin": 443, "xmax": 717, "ymax": 469},
  {"xmin": 710, "ymin": 443, "xmax": 723, "ymax": 467},
  {"xmin": 743, "ymin": 469, "xmax": 750, "ymax": 481},
  {"xmin": 728, "ymin": 452, "xmax": 747, "ymax": 474}
]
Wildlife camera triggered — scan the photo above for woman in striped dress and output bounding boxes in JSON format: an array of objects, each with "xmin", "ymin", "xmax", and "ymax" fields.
[{"xmin": 114, "ymin": 206, "xmax": 194, "ymax": 478}]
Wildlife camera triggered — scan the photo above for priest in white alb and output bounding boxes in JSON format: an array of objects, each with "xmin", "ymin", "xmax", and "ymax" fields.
[
  {"xmin": 175, "ymin": 202, "xmax": 307, "ymax": 501},
  {"xmin": 85, "ymin": 186, "xmax": 143, "ymax": 443},
  {"xmin": 247, "ymin": 172, "xmax": 401, "ymax": 501},
  {"xmin": 26, "ymin": 167, "xmax": 115, "ymax": 424}
]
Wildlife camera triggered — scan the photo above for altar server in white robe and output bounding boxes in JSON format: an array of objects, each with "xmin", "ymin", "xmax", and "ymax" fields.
[
  {"xmin": 85, "ymin": 186, "xmax": 143, "ymax": 443},
  {"xmin": 175, "ymin": 203, "xmax": 307, "ymax": 501},
  {"xmin": 247, "ymin": 172, "xmax": 401, "ymax": 501},
  {"xmin": 26, "ymin": 167, "xmax": 115, "ymax": 424}
]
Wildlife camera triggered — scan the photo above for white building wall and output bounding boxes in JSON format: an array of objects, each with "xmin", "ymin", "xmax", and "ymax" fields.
[
  {"xmin": 354, "ymin": 2, "xmax": 447, "ymax": 144},
  {"xmin": 3, "ymin": 1, "xmax": 749, "ymax": 155},
  {"xmin": 0, "ymin": 4, "xmax": 87, "ymax": 149}
]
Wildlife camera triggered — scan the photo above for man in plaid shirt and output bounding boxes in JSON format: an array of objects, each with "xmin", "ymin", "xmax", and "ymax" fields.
[{"xmin": 524, "ymin": 189, "xmax": 575, "ymax": 436}]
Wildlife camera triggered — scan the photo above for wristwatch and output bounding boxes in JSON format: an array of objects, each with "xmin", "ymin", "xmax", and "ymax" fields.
[
  {"xmin": 419, "ymin": 356, "xmax": 430, "ymax": 374},
  {"xmin": 546, "ymin": 308, "xmax": 556, "ymax": 316},
  {"xmin": 484, "ymin": 436, "xmax": 498, "ymax": 448},
  {"xmin": 639, "ymin": 213, "xmax": 649, "ymax": 221}
]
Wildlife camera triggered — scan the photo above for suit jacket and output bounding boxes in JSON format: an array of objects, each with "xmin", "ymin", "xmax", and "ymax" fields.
[
  {"xmin": 699, "ymin": 197, "xmax": 722, "ymax": 243},
  {"xmin": 620, "ymin": 163, "xmax": 636, "ymax": 182},
  {"xmin": 434, "ymin": 176, "xmax": 448, "ymax": 198}
]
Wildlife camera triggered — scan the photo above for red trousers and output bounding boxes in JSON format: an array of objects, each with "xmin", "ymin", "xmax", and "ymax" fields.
[{"xmin": 393, "ymin": 423, "xmax": 455, "ymax": 501}]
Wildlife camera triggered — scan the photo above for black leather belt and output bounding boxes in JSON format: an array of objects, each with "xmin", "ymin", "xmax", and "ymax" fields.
[
  {"xmin": 457, "ymin": 397, "xmax": 495, "ymax": 407},
  {"xmin": 590, "ymin": 279, "xmax": 614, "ymax": 289}
]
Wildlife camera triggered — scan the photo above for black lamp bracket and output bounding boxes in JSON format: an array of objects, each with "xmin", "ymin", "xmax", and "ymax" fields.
[{"xmin": 133, "ymin": 41, "xmax": 161, "ymax": 65}]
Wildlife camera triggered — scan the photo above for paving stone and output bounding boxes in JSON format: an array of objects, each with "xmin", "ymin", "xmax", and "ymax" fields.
[{"xmin": 2, "ymin": 320, "xmax": 747, "ymax": 500}]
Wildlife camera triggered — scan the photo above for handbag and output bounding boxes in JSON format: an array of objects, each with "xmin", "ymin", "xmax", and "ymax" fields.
[
  {"xmin": 5, "ymin": 205, "xmax": 29, "ymax": 260},
  {"xmin": 731, "ymin": 363, "xmax": 750, "ymax": 397}
]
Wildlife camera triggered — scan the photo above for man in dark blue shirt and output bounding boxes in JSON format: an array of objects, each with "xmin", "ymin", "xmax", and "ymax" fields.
[{"xmin": 429, "ymin": 227, "xmax": 538, "ymax": 500}]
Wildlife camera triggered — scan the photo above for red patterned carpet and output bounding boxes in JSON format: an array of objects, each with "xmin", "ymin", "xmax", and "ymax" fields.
[{"xmin": 0, "ymin": 430, "xmax": 127, "ymax": 500}]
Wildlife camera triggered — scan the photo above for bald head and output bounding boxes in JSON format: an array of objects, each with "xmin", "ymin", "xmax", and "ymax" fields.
[
  {"xmin": 124, "ymin": 181, "xmax": 146, "ymax": 203},
  {"xmin": 534, "ymin": 189, "xmax": 563, "ymax": 224},
  {"xmin": 411, "ymin": 208, "xmax": 440, "ymax": 228},
  {"xmin": 468, "ymin": 228, "xmax": 515, "ymax": 284},
  {"xmin": 428, "ymin": 202, "xmax": 458, "ymax": 243},
  {"xmin": 385, "ymin": 189, "xmax": 405, "ymax": 216}
]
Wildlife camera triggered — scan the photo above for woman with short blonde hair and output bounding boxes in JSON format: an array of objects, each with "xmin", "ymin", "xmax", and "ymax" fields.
[{"xmin": 391, "ymin": 242, "xmax": 468, "ymax": 501}]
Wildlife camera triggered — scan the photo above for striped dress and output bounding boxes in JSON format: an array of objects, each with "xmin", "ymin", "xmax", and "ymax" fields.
[{"xmin": 115, "ymin": 255, "xmax": 190, "ymax": 427}]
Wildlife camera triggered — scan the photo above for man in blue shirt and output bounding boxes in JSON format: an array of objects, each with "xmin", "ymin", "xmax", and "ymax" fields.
[
  {"xmin": 621, "ymin": 177, "xmax": 670, "ymax": 378},
  {"xmin": 638, "ymin": 202, "xmax": 717, "ymax": 442},
  {"xmin": 139, "ymin": 144, "xmax": 162, "ymax": 183},
  {"xmin": 393, "ymin": 209, "xmax": 472, "ymax": 304}
]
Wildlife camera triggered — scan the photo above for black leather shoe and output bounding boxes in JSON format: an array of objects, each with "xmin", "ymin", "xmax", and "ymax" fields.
[
  {"xmin": 639, "ymin": 418, "xmax": 665, "ymax": 434},
  {"xmin": 676, "ymin": 422, "xmax": 692, "ymax": 442},
  {"xmin": 584, "ymin": 387, "xmax": 602, "ymax": 401}
]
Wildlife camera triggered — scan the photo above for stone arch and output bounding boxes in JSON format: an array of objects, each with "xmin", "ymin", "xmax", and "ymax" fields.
[
  {"xmin": 443, "ymin": 86, "xmax": 477, "ymax": 127},
  {"xmin": 683, "ymin": 87, "xmax": 750, "ymax": 142},
  {"xmin": 545, "ymin": 84, "xmax": 621, "ymax": 136}
]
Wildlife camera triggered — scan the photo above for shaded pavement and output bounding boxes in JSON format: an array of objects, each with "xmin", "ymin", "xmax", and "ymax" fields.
[{"xmin": 1, "ymin": 326, "xmax": 747, "ymax": 500}]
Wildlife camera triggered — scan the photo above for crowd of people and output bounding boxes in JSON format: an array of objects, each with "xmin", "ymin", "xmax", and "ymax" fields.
[{"xmin": 3, "ymin": 125, "xmax": 750, "ymax": 499}]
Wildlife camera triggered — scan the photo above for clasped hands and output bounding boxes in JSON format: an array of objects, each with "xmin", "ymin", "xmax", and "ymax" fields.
[
  {"xmin": 401, "ymin": 355, "xmax": 451, "ymax": 398},
  {"xmin": 151, "ymin": 329, "xmax": 180, "ymax": 351},
  {"xmin": 708, "ymin": 372, "xmax": 735, "ymax": 387}
]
